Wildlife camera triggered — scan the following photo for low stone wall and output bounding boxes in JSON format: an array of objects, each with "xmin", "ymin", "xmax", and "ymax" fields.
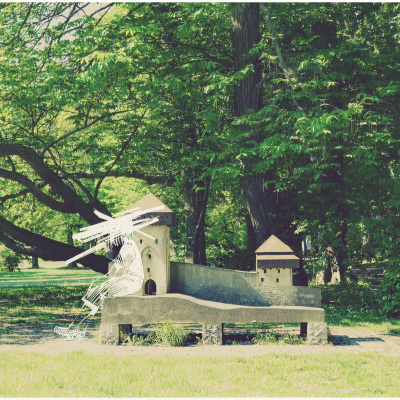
[{"xmin": 170, "ymin": 262, "xmax": 321, "ymax": 307}]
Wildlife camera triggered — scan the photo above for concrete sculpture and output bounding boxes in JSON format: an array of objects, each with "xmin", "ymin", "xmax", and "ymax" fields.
[{"xmin": 99, "ymin": 193, "xmax": 328, "ymax": 346}]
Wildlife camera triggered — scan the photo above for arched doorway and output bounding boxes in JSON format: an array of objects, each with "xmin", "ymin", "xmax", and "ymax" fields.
[{"xmin": 145, "ymin": 279, "xmax": 157, "ymax": 295}]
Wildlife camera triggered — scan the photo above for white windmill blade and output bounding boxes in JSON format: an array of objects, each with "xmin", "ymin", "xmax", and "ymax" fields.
[
  {"xmin": 65, "ymin": 242, "xmax": 107, "ymax": 265},
  {"xmin": 134, "ymin": 229, "xmax": 155, "ymax": 240},
  {"xmin": 74, "ymin": 205, "xmax": 164, "ymax": 242},
  {"xmin": 75, "ymin": 216, "xmax": 155, "ymax": 245},
  {"xmin": 93, "ymin": 209, "xmax": 114, "ymax": 221},
  {"xmin": 113, "ymin": 207, "xmax": 140, "ymax": 217}
]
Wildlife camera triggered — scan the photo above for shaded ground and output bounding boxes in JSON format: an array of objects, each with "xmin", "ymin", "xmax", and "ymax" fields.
[{"xmin": 1, "ymin": 320, "xmax": 399, "ymax": 357}]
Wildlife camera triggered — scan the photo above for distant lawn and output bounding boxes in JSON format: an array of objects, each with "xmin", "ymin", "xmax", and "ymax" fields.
[
  {"xmin": 0, "ymin": 351, "xmax": 399, "ymax": 397},
  {"xmin": 0, "ymin": 267, "xmax": 100, "ymax": 287}
]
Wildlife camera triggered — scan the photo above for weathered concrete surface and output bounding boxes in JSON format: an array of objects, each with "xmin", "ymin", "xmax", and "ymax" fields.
[
  {"xmin": 307, "ymin": 323, "xmax": 328, "ymax": 345},
  {"xmin": 202, "ymin": 324, "xmax": 223, "ymax": 345},
  {"xmin": 170, "ymin": 262, "xmax": 321, "ymax": 307},
  {"xmin": 99, "ymin": 323, "xmax": 119, "ymax": 345},
  {"xmin": 101, "ymin": 293, "xmax": 325, "ymax": 325}
]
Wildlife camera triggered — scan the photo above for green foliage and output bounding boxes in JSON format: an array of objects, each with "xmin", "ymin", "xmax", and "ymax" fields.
[
  {"xmin": 125, "ymin": 334, "xmax": 148, "ymax": 347},
  {"xmin": 320, "ymin": 281, "xmax": 377, "ymax": 311},
  {"xmin": 1, "ymin": 2, "xmax": 400, "ymax": 314},
  {"xmin": 148, "ymin": 323, "xmax": 189, "ymax": 347},
  {"xmin": 252, "ymin": 331, "xmax": 306, "ymax": 345},
  {"xmin": 377, "ymin": 273, "xmax": 400, "ymax": 318},
  {"xmin": 0, "ymin": 248, "xmax": 23, "ymax": 272}
]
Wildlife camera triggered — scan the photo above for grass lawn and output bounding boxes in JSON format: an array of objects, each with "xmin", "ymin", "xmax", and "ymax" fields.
[
  {"xmin": 0, "ymin": 351, "xmax": 399, "ymax": 397},
  {"xmin": 0, "ymin": 264, "xmax": 99, "ymax": 287},
  {"xmin": 0, "ymin": 285, "xmax": 95, "ymax": 325},
  {"xmin": 0, "ymin": 274, "xmax": 399, "ymax": 397}
]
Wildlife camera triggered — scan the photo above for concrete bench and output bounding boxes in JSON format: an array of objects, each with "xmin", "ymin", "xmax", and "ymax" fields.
[{"xmin": 99, "ymin": 293, "xmax": 327, "ymax": 345}]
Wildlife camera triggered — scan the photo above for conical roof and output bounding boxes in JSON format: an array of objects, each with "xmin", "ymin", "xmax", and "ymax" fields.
[
  {"xmin": 255, "ymin": 235, "xmax": 294, "ymax": 254},
  {"xmin": 130, "ymin": 192, "xmax": 174, "ymax": 213}
]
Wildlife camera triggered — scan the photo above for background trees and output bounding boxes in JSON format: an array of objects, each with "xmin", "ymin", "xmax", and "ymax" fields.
[{"xmin": 1, "ymin": 2, "xmax": 399, "ymax": 313}]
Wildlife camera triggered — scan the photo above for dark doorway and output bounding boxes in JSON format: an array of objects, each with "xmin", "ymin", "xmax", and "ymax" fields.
[{"xmin": 145, "ymin": 279, "xmax": 157, "ymax": 295}]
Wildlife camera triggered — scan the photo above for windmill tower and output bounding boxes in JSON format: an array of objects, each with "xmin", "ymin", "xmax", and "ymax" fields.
[{"xmin": 129, "ymin": 193, "xmax": 175, "ymax": 295}]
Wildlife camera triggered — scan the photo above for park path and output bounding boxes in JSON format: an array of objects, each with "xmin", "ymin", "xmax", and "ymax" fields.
[{"xmin": 0, "ymin": 322, "xmax": 399, "ymax": 357}]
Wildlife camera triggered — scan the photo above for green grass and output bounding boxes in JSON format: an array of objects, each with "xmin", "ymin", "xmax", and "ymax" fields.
[
  {"xmin": 252, "ymin": 331, "xmax": 306, "ymax": 345},
  {"xmin": 0, "ymin": 285, "xmax": 93, "ymax": 324},
  {"xmin": 0, "ymin": 267, "xmax": 99, "ymax": 287},
  {"xmin": 0, "ymin": 351, "xmax": 399, "ymax": 397}
]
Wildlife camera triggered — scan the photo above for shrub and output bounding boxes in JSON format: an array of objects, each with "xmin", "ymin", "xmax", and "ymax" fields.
[
  {"xmin": 377, "ymin": 272, "xmax": 400, "ymax": 318},
  {"xmin": 151, "ymin": 323, "xmax": 188, "ymax": 347},
  {"xmin": 0, "ymin": 248, "xmax": 23, "ymax": 272},
  {"xmin": 252, "ymin": 331, "xmax": 306, "ymax": 345}
]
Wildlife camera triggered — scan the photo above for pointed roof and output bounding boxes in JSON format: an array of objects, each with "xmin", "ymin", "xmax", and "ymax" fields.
[
  {"xmin": 255, "ymin": 235, "xmax": 294, "ymax": 254},
  {"xmin": 130, "ymin": 192, "xmax": 174, "ymax": 213}
]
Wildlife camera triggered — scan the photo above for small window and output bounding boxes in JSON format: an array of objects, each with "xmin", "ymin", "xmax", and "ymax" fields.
[
  {"xmin": 147, "ymin": 268, "xmax": 150, "ymax": 273},
  {"xmin": 278, "ymin": 269, "xmax": 280, "ymax": 273},
  {"xmin": 264, "ymin": 269, "xmax": 266, "ymax": 273},
  {"xmin": 148, "ymin": 254, "xmax": 151, "ymax": 259},
  {"xmin": 276, "ymin": 278, "xmax": 279, "ymax": 283},
  {"xmin": 140, "ymin": 239, "xmax": 142, "ymax": 244},
  {"xmin": 261, "ymin": 278, "xmax": 264, "ymax": 282}
]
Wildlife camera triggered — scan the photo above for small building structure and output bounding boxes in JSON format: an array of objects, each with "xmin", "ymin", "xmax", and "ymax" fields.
[
  {"xmin": 129, "ymin": 192, "xmax": 175, "ymax": 296},
  {"xmin": 100, "ymin": 193, "xmax": 328, "ymax": 346},
  {"xmin": 255, "ymin": 235, "xmax": 299, "ymax": 286}
]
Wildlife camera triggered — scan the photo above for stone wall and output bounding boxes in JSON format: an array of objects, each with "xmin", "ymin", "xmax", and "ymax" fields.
[{"xmin": 170, "ymin": 262, "xmax": 321, "ymax": 307}]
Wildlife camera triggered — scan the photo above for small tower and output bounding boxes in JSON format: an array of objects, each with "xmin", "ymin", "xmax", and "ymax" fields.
[
  {"xmin": 130, "ymin": 193, "xmax": 175, "ymax": 295},
  {"xmin": 255, "ymin": 235, "xmax": 299, "ymax": 286}
]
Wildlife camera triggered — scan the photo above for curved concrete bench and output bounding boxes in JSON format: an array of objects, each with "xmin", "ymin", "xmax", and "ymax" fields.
[
  {"xmin": 101, "ymin": 293, "xmax": 325, "ymax": 325},
  {"xmin": 99, "ymin": 293, "xmax": 327, "ymax": 345}
]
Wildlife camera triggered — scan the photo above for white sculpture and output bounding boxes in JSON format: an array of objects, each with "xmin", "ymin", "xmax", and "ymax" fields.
[{"xmin": 54, "ymin": 204, "xmax": 163, "ymax": 340}]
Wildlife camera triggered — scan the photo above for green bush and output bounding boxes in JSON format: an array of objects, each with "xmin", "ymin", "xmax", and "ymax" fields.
[
  {"xmin": 150, "ymin": 323, "xmax": 188, "ymax": 347},
  {"xmin": 252, "ymin": 331, "xmax": 306, "ymax": 345},
  {"xmin": 377, "ymin": 272, "xmax": 400, "ymax": 318},
  {"xmin": 0, "ymin": 248, "xmax": 23, "ymax": 272}
]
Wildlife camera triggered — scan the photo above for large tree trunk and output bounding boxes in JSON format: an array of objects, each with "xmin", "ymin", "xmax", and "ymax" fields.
[
  {"xmin": 31, "ymin": 256, "xmax": 39, "ymax": 269},
  {"xmin": 184, "ymin": 174, "xmax": 210, "ymax": 265},
  {"xmin": 67, "ymin": 228, "xmax": 79, "ymax": 269},
  {"xmin": 231, "ymin": 4, "xmax": 309, "ymax": 284},
  {"xmin": 231, "ymin": 4, "xmax": 276, "ymax": 246}
]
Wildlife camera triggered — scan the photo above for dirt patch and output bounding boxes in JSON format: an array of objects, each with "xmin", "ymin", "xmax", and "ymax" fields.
[{"xmin": 1, "ymin": 321, "xmax": 399, "ymax": 357}]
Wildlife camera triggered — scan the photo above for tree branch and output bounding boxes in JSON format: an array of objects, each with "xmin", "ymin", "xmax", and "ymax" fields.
[
  {"xmin": 93, "ymin": 111, "xmax": 147, "ymax": 199},
  {"xmin": 0, "ymin": 219, "xmax": 109, "ymax": 273},
  {"xmin": 260, "ymin": 5, "xmax": 306, "ymax": 113},
  {"xmin": 39, "ymin": 110, "xmax": 134, "ymax": 158},
  {"xmin": 0, "ymin": 144, "xmax": 105, "ymax": 224},
  {"xmin": 70, "ymin": 170, "xmax": 176, "ymax": 186},
  {"xmin": 0, "ymin": 167, "xmax": 73, "ymax": 213}
]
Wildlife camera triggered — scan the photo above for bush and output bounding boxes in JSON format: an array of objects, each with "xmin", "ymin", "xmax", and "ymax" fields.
[
  {"xmin": 252, "ymin": 331, "xmax": 306, "ymax": 345},
  {"xmin": 150, "ymin": 323, "xmax": 188, "ymax": 347},
  {"xmin": 0, "ymin": 248, "xmax": 23, "ymax": 272},
  {"xmin": 377, "ymin": 271, "xmax": 400, "ymax": 318}
]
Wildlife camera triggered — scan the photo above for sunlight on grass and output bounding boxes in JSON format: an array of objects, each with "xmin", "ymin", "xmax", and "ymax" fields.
[{"xmin": 0, "ymin": 351, "xmax": 399, "ymax": 397}]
